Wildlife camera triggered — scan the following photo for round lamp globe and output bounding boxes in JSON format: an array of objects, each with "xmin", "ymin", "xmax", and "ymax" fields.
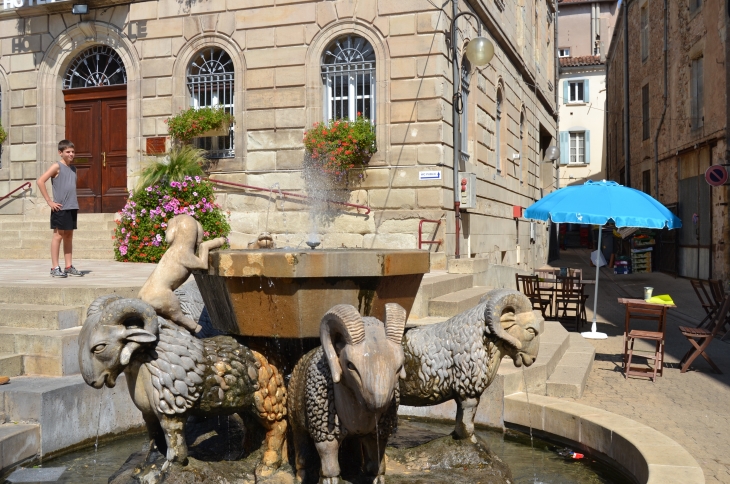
[{"xmin": 465, "ymin": 37, "xmax": 494, "ymax": 66}]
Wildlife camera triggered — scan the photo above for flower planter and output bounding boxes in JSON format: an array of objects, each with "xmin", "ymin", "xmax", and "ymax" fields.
[{"xmin": 197, "ymin": 122, "xmax": 231, "ymax": 138}]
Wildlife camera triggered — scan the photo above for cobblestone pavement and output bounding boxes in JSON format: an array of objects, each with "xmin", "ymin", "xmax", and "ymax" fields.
[{"xmin": 546, "ymin": 249, "xmax": 730, "ymax": 484}]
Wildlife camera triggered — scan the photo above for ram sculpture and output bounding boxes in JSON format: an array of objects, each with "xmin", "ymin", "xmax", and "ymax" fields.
[
  {"xmin": 400, "ymin": 288, "xmax": 541, "ymax": 440},
  {"xmin": 288, "ymin": 303, "xmax": 407, "ymax": 484},
  {"xmin": 78, "ymin": 295, "xmax": 287, "ymax": 477}
]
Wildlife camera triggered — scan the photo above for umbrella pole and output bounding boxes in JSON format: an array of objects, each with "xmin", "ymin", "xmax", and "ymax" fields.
[{"xmin": 582, "ymin": 225, "xmax": 608, "ymax": 340}]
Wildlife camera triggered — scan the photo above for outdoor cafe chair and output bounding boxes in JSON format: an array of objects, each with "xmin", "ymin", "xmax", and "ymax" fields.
[
  {"xmin": 554, "ymin": 275, "xmax": 587, "ymax": 331},
  {"xmin": 678, "ymin": 294, "xmax": 730, "ymax": 374},
  {"xmin": 623, "ymin": 302, "xmax": 668, "ymax": 382},
  {"xmin": 516, "ymin": 274, "xmax": 552, "ymax": 320},
  {"xmin": 691, "ymin": 279, "xmax": 719, "ymax": 329}
]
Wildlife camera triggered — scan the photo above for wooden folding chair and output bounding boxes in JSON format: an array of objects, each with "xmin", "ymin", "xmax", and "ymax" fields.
[
  {"xmin": 708, "ymin": 280, "xmax": 730, "ymax": 341},
  {"xmin": 516, "ymin": 274, "xmax": 553, "ymax": 319},
  {"xmin": 690, "ymin": 279, "xmax": 718, "ymax": 328},
  {"xmin": 678, "ymin": 294, "xmax": 730, "ymax": 374},
  {"xmin": 624, "ymin": 302, "xmax": 669, "ymax": 382},
  {"xmin": 554, "ymin": 275, "xmax": 587, "ymax": 331}
]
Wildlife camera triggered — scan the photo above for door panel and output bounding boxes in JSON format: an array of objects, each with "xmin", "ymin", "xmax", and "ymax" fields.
[
  {"xmin": 101, "ymin": 99, "xmax": 128, "ymax": 212},
  {"xmin": 65, "ymin": 102, "xmax": 100, "ymax": 213},
  {"xmin": 64, "ymin": 86, "xmax": 127, "ymax": 213}
]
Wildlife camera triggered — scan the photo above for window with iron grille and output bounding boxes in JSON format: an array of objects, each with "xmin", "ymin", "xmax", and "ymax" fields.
[
  {"xmin": 642, "ymin": 84, "xmax": 650, "ymax": 140},
  {"xmin": 0, "ymin": 88, "xmax": 3, "ymax": 168},
  {"xmin": 640, "ymin": 5, "xmax": 649, "ymax": 61},
  {"xmin": 460, "ymin": 57, "xmax": 471, "ymax": 161},
  {"xmin": 321, "ymin": 35, "xmax": 375, "ymax": 122},
  {"xmin": 691, "ymin": 56, "xmax": 704, "ymax": 130},
  {"xmin": 496, "ymin": 88, "xmax": 502, "ymax": 174},
  {"xmin": 63, "ymin": 45, "xmax": 127, "ymax": 89},
  {"xmin": 187, "ymin": 48, "xmax": 234, "ymax": 159}
]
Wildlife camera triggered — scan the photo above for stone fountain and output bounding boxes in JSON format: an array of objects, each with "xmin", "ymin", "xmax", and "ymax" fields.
[{"xmin": 77, "ymin": 214, "xmax": 540, "ymax": 484}]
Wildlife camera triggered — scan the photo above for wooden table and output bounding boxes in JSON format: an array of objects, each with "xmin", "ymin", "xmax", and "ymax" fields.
[
  {"xmin": 618, "ymin": 298, "xmax": 675, "ymax": 381},
  {"xmin": 537, "ymin": 277, "xmax": 593, "ymax": 322},
  {"xmin": 617, "ymin": 298, "xmax": 676, "ymax": 308}
]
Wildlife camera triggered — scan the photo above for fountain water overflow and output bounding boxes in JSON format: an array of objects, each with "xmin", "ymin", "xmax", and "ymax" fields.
[{"xmin": 77, "ymin": 213, "xmax": 544, "ymax": 483}]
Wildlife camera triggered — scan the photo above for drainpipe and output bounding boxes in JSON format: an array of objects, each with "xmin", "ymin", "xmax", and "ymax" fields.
[
  {"xmin": 653, "ymin": 0, "xmax": 668, "ymax": 199},
  {"xmin": 451, "ymin": 0, "xmax": 461, "ymax": 258},
  {"xmin": 623, "ymin": 0, "xmax": 631, "ymax": 187}
]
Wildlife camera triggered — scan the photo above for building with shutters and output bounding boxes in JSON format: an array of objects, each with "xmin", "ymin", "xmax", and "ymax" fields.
[
  {"xmin": 0, "ymin": 0, "xmax": 558, "ymax": 271},
  {"xmin": 605, "ymin": 0, "xmax": 730, "ymax": 281},
  {"xmin": 556, "ymin": 0, "xmax": 618, "ymax": 186}
]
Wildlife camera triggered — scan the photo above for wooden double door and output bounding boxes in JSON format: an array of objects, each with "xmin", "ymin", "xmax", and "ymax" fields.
[{"xmin": 64, "ymin": 85, "xmax": 128, "ymax": 213}]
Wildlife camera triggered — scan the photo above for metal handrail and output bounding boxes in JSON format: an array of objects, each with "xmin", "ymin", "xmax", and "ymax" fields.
[
  {"xmin": 0, "ymin": 182, "xmax": 31, "ymax": 203},
  {"xmin": 206, "ymin": 178, "xmax": 371, "ymax": 215},
  {"xmin": 418, "ymin": 218, "xmax": 442, "ymax": 250}
]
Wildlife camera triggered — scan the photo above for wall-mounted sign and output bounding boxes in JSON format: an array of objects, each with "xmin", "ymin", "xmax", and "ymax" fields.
[
  {"xmin": 705, "ymin": 164, "xmax": 728, "ymax": 187},
  {"xmin": 3, "ymin": 0, "xmax": 67, "ymax": 11},
  {"xmin": 419, "ymin": 170, "xmax": 441, "ymax": 181}
]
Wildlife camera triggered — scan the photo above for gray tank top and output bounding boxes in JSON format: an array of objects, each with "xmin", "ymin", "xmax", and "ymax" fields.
[{"xmin": 51, "ymin": 162, "xmax": 79, "ymax": 210}]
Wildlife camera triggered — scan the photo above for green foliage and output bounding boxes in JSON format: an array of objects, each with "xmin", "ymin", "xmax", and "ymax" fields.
[
  {"xmin": 165, "ymin": 106, "xmax": 234, "ymax": 143},
  {"xmin": 113, "ymin": 176, "xmax": 230, "ymax": 263},
  {"xmin": 303, "ymin": 116, "xmax": 377, "ymax": 178},
  {"xmin": 0, "ymin": 123, "xmax": 6, "ymax": 145},
  {"xmin": 137, "ymin": 145, "xmax": 206, "ymax": 190}
]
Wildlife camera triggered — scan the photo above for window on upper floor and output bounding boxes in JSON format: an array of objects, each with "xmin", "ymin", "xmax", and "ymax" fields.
[
  {"xmin": 187, "ymin": 47, "xmax": 235, "ymax": 159},
  {"xmin": 496, "ymin": 88, "xmax": 503, "ymax": 174},
  {"xmin": 460, "ymin": 57, "xmax": 471, "ymax": 161},
  {"xmin": 569, "ymin": 132, "xmax": 586, "ymax": 164},
  {"xmin": 558, "ymin": 48, "xmax": 570, "ymax": 58},
  {"xmin": 691, "ymin": 56, "xmax": 704, "ymax": 130},
  {"xmin": 642, "ymin": 84, "xmax": 650, "ymax": 140},
  {"xmin": 564, "ymin": 79, "xmax": 589, "ymax": 104},
  {"xmin": 690, "ymin": 0, "xmax": 702, "ymax": 14},
  {"xmin": 321, "ymin": 35, "xmax": 376, "ymax": 123},
  {"xmin": 640, "ymin": 5, "xmax": 649, "ymax": 61}
]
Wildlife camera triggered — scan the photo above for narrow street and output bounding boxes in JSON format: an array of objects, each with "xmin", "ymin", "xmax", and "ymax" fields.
[{"xmin": 547, "ymin": 249, "xmax": 730, "ymax": 484}]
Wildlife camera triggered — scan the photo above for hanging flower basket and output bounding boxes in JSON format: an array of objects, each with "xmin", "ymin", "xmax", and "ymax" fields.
[
  {"xmin": 303, "ymin": 115, "xmax": 377, "ymax": 181},
  {"xmin": 0, "ymin": 124, "xmax": 7, "ymax": 145},
  {"xmin": 165, "ymin": 106, "xmax": 234, "ymax": 143}
]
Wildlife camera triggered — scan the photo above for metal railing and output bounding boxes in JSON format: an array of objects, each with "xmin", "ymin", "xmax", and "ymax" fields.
[
  {"xmin": 418, "ymin": 219, "xmax": 442, "ymax": 250},
  {"xmin": 0, "ymin": 182, "xmax": 31, "ymax": 203},
  {"xmin": 206, "ymin": 178, "xmax": 371, "ymax": 215}
]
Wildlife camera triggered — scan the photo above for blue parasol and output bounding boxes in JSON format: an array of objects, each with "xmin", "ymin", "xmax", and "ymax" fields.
[{"xmin": 524, "ymin": 180, "xmax": 682, "ymax": 339}]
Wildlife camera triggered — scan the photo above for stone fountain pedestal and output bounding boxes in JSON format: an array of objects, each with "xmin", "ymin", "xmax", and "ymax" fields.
[{"xmin": 194, "ymin": 249, "xmax": 430, "ymax": 373}]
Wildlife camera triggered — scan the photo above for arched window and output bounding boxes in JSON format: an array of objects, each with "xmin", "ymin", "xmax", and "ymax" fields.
[
  {"xmin": 0, "ymin": 85, "xmax": 3, "ymax": 166},
  {"xmin": 321, "ymin": 35, "xmax": 375, "ymax": 122},
  {"xmin": 519, "ymin": 110, "xmax": 525, "ymax": 183},
  {"xmin": 187, "ymin": 47, "xmax": 234, "ymax": 159},
  {"xmin": 496, "ymin": 88, "xmax": 503, "ymax": 174},
  {"xmin": 63, "ymin": 45, "xmax": 126, "ymax": 89}
]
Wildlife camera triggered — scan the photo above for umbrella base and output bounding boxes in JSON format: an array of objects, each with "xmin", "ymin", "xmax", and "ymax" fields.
[{"xmin": 581, "ymin": 331, "xmax": 608, "ymax": 340}]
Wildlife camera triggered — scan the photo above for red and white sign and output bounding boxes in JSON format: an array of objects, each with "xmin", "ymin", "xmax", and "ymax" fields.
[{"xmin": 705, "ymin": 165, "xmax": 728, "ymax": 187}]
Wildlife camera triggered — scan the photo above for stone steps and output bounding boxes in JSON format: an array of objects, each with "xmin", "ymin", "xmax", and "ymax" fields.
[
  {"xmin": 428, "ymin": 285, "xmax": 492, "ymax": 318},
  {"xmin": 0, "ymin": 221, "xmax": 117, "ymax": 231},
  {"xmin": 0, "ymin": 303, "xmax": 83, "ymax": 330},
  {"xmin": 0, "ymin": 248, "xmax": 115, "ymax": 260},
  {"xmin": 0, "ymin": 230, "xmax": 113, "ymax": 241},
  {"xmin": 0, "ymin": 285, "xmax": 139, "ymax": 312},
  {"xmin": 0, "ymin": 354, "xmax": 23, "ymax": 377},
  {"xmin": 545, "ymin": 333, "xmax": 596, "ymax": 398},
  {"xmin": 0, "ymin": 238, "xmax": 114, "ymax": 250},
  {"xmin": 0, "ymin": 423, "xmax": 40, "ymax": 472},
  {"xmin": 408, "ymin": 272, "xmax": 473, "ymax": 319},
  {"xmin": 0, "ymin": 327, "xmax": 81, "ymax": 377}
]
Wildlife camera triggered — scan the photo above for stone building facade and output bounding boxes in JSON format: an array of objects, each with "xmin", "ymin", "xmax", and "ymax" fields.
[
  {"xmin": 605, "ymin": 0, "xmax": 730, "ymax": 280},
  {"xmin": 0, "ymin": 0, "xmax": 558, "ymax": 271}
]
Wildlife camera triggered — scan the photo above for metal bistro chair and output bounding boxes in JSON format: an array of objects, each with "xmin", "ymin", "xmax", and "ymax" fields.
[
  {"xmin": 516, "ymin": 274, "xmax": 553, "ymax": 320},
  {"xmin": 623, "ymin": 302, "xmax": 669, "ymax": 382}
]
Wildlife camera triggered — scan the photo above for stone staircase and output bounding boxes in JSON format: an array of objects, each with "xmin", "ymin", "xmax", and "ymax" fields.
[
  {"xmin": 0, "ymin": 285, "xmax": 140, "ymax": 377},
  {"xmin": 0, "ymin": 213, "xmax": 117, "ymax": 260}
]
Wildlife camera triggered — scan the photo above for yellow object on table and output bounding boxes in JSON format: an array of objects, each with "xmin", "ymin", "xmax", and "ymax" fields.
[{"xmin": 646, "ymin": 294, "xmax": 674, "ymax": 305}]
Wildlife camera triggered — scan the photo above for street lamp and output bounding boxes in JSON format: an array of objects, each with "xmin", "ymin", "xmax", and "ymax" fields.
[{"xmin": 451, "ymin": 11, "xmax": 494, "ymax": 258}]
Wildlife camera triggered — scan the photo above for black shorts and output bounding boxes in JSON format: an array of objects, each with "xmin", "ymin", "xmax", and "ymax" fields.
[{"xmin": 50, "ymin": 209, "xmax": 78, "ymax": 230}]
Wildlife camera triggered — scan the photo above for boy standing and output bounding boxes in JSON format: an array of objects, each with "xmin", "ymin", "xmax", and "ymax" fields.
[{"xmin": 36, "ymin": 140, "xmax": 83, "ymax": 277}]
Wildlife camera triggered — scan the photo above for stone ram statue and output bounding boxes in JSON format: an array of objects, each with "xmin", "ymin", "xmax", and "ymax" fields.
[
  {"xmin": 138, "ymin": 214, "xmax": 226, "ymax": 334},
  {"xmin": 78, "ymin": 295, "xmax": 287, "ymax": 477},
  {"xmin": 288, "ymin": 303, "xmax": 407, "ymax": 484},
  {"xmin": 400, "ymin": 288, "xmax": 541, "ymax": 440}
]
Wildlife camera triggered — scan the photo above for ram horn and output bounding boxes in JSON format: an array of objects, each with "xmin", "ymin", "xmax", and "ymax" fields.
[
  {"xmin": 86, "ymin": 294, "xmax": 124, "ymax": 317},
  {"xmin": 101, "ymin": 298, "xmax": 160, "ymax": 337},
  {"xmin": 320, "ymin": 304, "xmax": 365, "ymax": 383},
  {"xmin": 481, "ymin": 289, "xmax": 529, "ymax": 350},
  {"xmin": 383, "ymin": 303, "xmax": 407, "ymax": 344}
]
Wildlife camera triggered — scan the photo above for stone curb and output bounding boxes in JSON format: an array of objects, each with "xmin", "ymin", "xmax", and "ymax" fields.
[{"xmin": 504, "ymin": 393, "xmax": 705, "ymax": 484}]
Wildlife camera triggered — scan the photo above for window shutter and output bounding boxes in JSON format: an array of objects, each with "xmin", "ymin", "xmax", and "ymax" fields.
[
  {"xmin": 563, "ymin": 81, "xmax": 569, "ymax": 104},
  {"xmin": 583, "ymin": 79, "xmax": 590, "ymax": 101},
  {"xmin": 585, "ymin": 131, "xmax": 591, "ymax": 164},
  {"xmin": 560, "ymin": 131, "xmax": 569, "ymax": 164}
]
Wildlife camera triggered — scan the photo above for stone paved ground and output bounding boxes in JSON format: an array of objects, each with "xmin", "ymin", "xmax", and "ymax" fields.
[{"xmin": 546, "ymin": 249, "xmax": 730, "ymax": 484}]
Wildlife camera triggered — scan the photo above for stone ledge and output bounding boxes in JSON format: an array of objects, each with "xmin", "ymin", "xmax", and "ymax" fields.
[{"xmin": 504, "ymin": 393, "xmax": 704, "ymax": 484}]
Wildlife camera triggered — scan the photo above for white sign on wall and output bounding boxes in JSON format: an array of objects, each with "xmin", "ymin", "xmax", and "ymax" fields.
[{"xmin": 3, "ymin": 0, "xmax": 67, "ymax": 10}]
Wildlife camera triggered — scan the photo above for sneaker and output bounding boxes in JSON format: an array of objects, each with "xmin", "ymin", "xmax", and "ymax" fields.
[
  {"xmin": 64, "ymin": 265, "xmax": 83, "ymax": 277},
  {"xmin": 50, "ymin": 267, "xmax": 67, "ymax": 278}
]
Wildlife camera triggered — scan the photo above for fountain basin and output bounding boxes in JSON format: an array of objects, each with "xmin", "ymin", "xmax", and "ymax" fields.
[{"xmin": 194, "ymin": 249, "xmax": 430, "ymax": 339}]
